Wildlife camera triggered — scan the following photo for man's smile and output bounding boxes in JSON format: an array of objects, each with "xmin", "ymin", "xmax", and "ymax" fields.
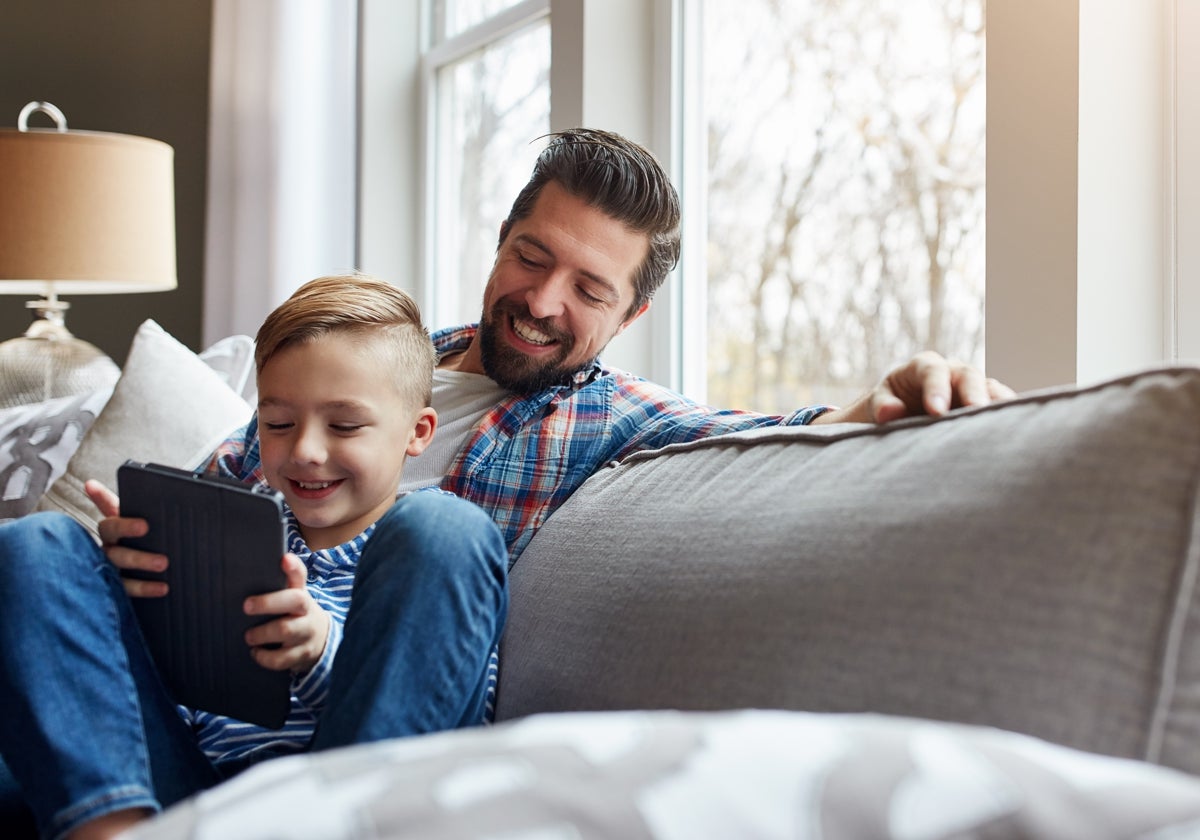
[{"xmin": 510, "ymin": 315, "xmax": 557, "ymax": 347}]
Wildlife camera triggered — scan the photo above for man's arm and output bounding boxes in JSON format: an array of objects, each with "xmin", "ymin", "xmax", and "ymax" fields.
[{"xmin": 812, "ymin": 351, "xmax": 1016, "ymax": 425}]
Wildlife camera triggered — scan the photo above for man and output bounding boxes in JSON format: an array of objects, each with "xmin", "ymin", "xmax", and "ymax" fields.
[{"xmin": 242, "ymin": 128, "xmax": 1014, "ymax": 564}]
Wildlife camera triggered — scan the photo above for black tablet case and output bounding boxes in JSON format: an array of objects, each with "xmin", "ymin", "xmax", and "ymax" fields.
[{"xmin": 118, "ymin": 461, "xmax": 291, "ymax": 729}]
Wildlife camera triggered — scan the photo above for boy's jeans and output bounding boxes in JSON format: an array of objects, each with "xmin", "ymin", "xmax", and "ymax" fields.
[{"xmin": 0, "ymin": 491, "xmax": 508, "ymax": 838}]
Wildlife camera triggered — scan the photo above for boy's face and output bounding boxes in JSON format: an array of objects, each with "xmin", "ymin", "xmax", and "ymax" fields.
[{"xmin": 256, "ymin": 332, "xmax": 435, "ymax": 550}]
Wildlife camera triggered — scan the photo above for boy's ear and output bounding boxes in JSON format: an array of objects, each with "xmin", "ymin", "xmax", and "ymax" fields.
[{"xmin": 406, "ymin": 407, "xmax": 438, "ymax": 457}]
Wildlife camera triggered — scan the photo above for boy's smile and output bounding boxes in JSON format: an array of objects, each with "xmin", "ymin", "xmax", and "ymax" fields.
[{"xmin": 256, "ymin": 332, "xmax": 435, "ymax": 550}]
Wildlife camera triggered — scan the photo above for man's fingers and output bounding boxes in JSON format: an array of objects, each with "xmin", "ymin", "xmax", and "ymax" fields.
[
  {"xmin": 871, "ymin": 391, "xmax": 910, "ymax": 424},
  {"xmin": 986, "ymin": 377, "xmax": 1017, "ymax": 400},
  {"xmin": 948, "ymin": 363, "xmax": 989, "ymax": 409},
  {"xmin": 910, "ymin": 352, "xmax": 951, "ymax": 415},
  {"xmin": 821, "ymin": 353, "xmax": 1017, "ymax": 426}
]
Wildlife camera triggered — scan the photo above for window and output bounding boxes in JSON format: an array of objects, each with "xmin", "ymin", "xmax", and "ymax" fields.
[
  {"xmin": 683, "ymin": 0, "xmax": 986, "ymax": 411},
  {"xmin": 423, "ymin": 0, "xmax": 550, "ymax": 329},
  {"xmin": 365, "ymin": 2, "xmax": 1181, "ymax": 398}
]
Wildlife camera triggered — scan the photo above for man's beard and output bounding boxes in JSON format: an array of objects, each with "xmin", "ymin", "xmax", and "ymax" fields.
[{"xmin": 478, "ymin": 301, "xmax": 582, "ymax": 394}]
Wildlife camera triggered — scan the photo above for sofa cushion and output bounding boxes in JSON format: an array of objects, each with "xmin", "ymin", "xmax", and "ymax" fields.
[
  {"xmin": 498, "ymin": 365, "xmax": 1200, "ymax": 776},
  {"xmin": 122, "ymin": 709, "xmax": 1200, "ymax": 839},
  {"xmin": 36, "ymin": 320, "xmax": 254, "ymax": 537}
]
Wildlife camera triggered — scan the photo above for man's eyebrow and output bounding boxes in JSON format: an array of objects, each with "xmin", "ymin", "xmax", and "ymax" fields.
[{"xmin": 512, "ymin": 233, "xmax": 622, "ymax": 301}]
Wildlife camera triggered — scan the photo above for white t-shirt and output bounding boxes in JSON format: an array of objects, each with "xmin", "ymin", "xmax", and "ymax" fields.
[{"xmin": 397, "ymin": 368, "xmax": 508, "ymax": 494}]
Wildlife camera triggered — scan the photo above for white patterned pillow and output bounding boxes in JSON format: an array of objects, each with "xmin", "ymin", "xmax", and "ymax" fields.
[
  {"xmin": 34, "ymin": 321, "xmax": 254, "ymax": 537},
  {"xmin": 125, "ymin": 709, "xmax": 1200, "ymax": 840},
  {"xmin": 0, "ymin": 388, "xmax": 113, "ymax": 522}
]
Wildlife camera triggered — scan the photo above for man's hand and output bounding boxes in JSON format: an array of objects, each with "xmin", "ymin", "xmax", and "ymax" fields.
[
  {"xmin": 86, "ymin": 479, "xmax": 170, "ymax": 598},
  {"xmin": 812, "ymin": 351, "xmax": 1016, "ymax": 425},
  {"xmin": 243, "ymin": 553, "xmax": 330, "ymax": 675}
]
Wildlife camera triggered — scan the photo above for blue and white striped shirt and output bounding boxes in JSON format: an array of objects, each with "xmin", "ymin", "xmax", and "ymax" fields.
[{"xmin": 186, "ymin": 459, "xmax": 500, "ymax": 769}]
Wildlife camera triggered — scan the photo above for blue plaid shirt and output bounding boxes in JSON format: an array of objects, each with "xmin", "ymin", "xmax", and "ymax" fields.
[
  {"xmin": 430, "ymin": 325, "xmax": 828, "ymax": 563},
  {"xmin": 214, "ymin": 324, "xmax": 828, "ymax": 566}
]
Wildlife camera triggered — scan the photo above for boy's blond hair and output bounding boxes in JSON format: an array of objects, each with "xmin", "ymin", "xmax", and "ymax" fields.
[{"xmin": 255, "ymin": 274, "xmax": 436, "ymax": 410}]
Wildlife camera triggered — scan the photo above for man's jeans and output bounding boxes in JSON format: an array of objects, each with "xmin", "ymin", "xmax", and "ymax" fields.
[{"xmin": 0, "ymin": 491, "xmax": 508, "ymax": 838}]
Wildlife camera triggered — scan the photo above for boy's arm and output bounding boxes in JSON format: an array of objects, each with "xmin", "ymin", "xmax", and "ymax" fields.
[{"xmin": 290, "ymin": 612, "xmax": 342, "ymax": 714}]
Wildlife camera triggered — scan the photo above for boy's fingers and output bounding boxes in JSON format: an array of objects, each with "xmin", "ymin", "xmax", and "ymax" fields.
[
  {"xmin": 121, "ymin": 577, "xmax": 169, "ymax": 599},
  {"xmin": 98, "ymin": 516, "xmax": 150, "ymax": 548},
  {"xmin": 84, "ymin": 480, "xmax": 121, "ymax": 518},
  {"xmin": 244, "ymin": 588, "xmax": 307, "ymax": 618},
  {"xmin": 246, "ymin": 614, "xmax": 306, "ymax": 648},
  {"xmin": 250, "ymin": 643, "xmax": 303, "ymax": 672},
  {"xmin": 107, "ymin": 544, "xmax": 167, "ymax": 574},
  {"xmin": 281, "ymin": 553, "xmax": 307, "ymax": 590}
]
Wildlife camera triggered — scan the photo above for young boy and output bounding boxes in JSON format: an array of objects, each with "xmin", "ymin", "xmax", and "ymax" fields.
[{"xmin": 0, "ymin": 275, "xmax": 508, "ymax": 840}]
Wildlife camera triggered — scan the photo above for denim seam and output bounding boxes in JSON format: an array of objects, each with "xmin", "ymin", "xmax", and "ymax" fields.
[{"xmin": 49, "ymin": 784, "xmax": 158, "ymax": 840}]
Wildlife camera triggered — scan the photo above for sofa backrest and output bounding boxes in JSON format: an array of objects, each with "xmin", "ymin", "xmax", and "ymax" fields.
[{"xmin": 497, "ymin": 364, "xmax": 1200, "ymax": 776}]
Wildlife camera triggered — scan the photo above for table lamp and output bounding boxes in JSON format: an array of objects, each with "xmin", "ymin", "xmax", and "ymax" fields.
[{"xmin": 0, "ymin": 101, "xmax": 176, "ymax": 408}]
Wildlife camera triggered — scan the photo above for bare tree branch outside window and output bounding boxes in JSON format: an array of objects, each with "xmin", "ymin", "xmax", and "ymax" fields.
[{"xmin": 704, "ymin": 0, "xmax": 985, "ymax": 412}]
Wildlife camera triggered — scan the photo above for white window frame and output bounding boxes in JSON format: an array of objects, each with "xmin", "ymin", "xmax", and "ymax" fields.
[
  {"xmin": 419, "ymin": 0, "xmax": 551, "ymax": 332},
  {"xmin": 361, "ymin": 0, "xmax": 1195, "ymax": 398}
]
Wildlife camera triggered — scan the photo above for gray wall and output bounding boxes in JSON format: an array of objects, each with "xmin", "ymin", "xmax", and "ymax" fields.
[{"xmin": 0, "ymin": 0, "xmax": 212, "ymax": 363}]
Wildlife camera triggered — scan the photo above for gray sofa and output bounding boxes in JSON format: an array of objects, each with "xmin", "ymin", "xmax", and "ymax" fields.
[
  {"xmin": 499, "ymin": 362, "xmax": 1200, "ymax": 774},
  {"xmin": 7, "ymin": 323, "xmax": 1200, "ymax": 837}
]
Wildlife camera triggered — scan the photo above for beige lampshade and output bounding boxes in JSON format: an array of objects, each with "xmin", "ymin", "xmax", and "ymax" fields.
[{"xmin": 0, "ymin": 124, "xmax": 177, "ymax": 293}]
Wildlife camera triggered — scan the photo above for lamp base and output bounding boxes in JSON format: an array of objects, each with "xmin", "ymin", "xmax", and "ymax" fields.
[{"xmin": 0, "ymin": 315, "xmax": 120, "ymax": 409}]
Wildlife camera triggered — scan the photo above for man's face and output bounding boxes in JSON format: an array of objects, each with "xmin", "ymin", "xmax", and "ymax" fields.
[{"xmin": 476, "ymin": 181, "xmax": 650, "ymax": 393}]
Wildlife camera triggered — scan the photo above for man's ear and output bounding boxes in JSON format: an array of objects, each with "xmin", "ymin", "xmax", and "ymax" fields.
[
  {"xmin": 614, "ymin": 300, "xmax": 651, "ymax": 337},
  {"xmin": 406, "ymin": 407, "xmax": 438, "ymax": 457}
]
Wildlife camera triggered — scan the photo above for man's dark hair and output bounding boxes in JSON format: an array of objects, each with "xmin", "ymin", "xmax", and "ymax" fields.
[{"xmin": 500, "ymin": 128, "xmax": 681, "ymax": 318}]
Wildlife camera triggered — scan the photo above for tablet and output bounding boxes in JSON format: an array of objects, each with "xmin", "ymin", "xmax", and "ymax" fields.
[{"xmin": 117, "ymin": 460, "xmax": 291, "ymax": 729}]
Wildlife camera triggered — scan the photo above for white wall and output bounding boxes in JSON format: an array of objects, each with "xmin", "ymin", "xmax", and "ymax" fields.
[
  {"xmin": 1178, "ymin": 0, "xmax": 1200, "ymax": 362},
  {"xmin": 987, "ymin": 0, "xmax": 1174, "ymax": 392},
  {"xmin": 357, "ymin": 0, "xmax": 422, "ymax": 302},
  {"xmin": 1077, "ymin": 0, "xmax": 1169, "ymax": 385},
  {"xmin": 986, "ymin": 1, "xmax": 1080, "ymax": 392}
]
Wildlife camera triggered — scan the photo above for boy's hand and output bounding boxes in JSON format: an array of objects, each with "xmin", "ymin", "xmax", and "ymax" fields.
[
  {"xmin": 86, "ymin": 478, "xmax": 169, "ymax": 599},
  {"xmin": 243, "ymin": 553, "xmax": 330, "ymax": 675}
]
